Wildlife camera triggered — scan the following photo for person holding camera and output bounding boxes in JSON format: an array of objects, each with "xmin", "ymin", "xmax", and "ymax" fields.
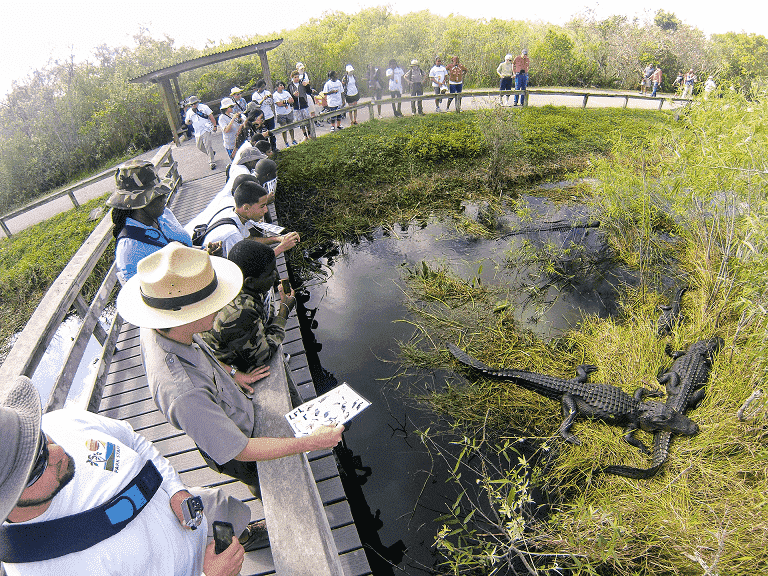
[
  {"xmin": 218, "ymin": 98, "xmax": 244, "ymax": 161},
  {"xmin": 0, "ymin": 375, "xmax": 268, "ymax": 576},
  {"xmin": 185, "ymin": 95, "xmax": 218, "ymax": 170}
]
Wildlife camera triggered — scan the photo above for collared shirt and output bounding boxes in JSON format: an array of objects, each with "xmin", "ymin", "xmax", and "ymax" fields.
[
  {"xmin": 448, "ymin": 63, "xmax": 468, "ymax": 84},
  {"xmin": 513, "ymin": 55, "xmax": 530, "ymax": 74},
  {"xmin": 496, "ymin": 61, "xmax": 514, "ymax": 77},
  {"xmin": 141, "ymin": 328, "xmax": 256, "ymax": 465},
  {"xmin": 185, "ymin": 104, "xmax": 214, "ymax": 137}
]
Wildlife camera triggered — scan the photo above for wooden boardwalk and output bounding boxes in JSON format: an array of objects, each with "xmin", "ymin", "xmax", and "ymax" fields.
[{"xmin": 96, "ymin": 172, "xmax": 371, "ymax": 575}]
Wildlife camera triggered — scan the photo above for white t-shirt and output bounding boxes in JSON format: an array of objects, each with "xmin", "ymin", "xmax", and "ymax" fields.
[
  {"xmin": 185, "ymin": 104, "xmax": 214, "ymax": 137},
  {"xmin": 3, "ymin": 409, "xmax": 206, "ymax": 576},
  {"xmin": 345, "ymin": 75, "xmax": 359, "ymax": 97},
  {"xmin": 323, "ymin": 79, "xmax": 344, "ymax": 108},
  {"xmin": 386, "ymin": 67, "xmax": 404, "ymax": 92},
  {"xmin": 273, "ymin": 90, "xmax": 293, "ymax": 115},
  {"xmin": 252, "ymin": 90, "xmax": 275, "ymax": 120},
  {"xmin": 198, "ymin": 203, "xmax": 256, "ymax": 257},
  {"xmin": 429, "ymin": 65, "xmax": 448, "ymax": 88}
]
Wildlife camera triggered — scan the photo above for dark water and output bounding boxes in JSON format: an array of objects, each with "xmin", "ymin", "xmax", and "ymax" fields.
[{"xmin": 296, "ymin": 204, "xmax": 636, "ymax": 573}]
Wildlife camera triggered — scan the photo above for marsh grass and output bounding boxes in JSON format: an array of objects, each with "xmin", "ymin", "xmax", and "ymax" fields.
[{"xmin": 399, "ymin": 94, "xmax": 768, "ymax": 575}]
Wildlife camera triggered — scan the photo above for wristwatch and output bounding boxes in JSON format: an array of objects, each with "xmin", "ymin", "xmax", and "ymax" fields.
[{"xmin": 229, "ymin": 366, "xmax": 237, "ymax": 377}]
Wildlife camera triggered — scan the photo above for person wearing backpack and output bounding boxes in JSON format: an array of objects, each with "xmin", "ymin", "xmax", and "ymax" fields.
[{"xmin": 403, "ymin": 60, "xmax": 425, "ymax": 115}]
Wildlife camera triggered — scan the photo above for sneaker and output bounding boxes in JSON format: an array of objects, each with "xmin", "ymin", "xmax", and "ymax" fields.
[
  {"xmin": 284, "ymin": 353, "xmax": 291, "ymax": 363},
  {"xmin": 330, "ymin": 126, "xmax": 335, "ymax": 132},
  {"xmin": 239, "ymin": 520, "xmax": 269, "ymax": 552},
  {"xmin": 210, "ymin": 162, "xmax": 216, "ymax": 170},
  {"xmin": 435, "ymin": 105, "xmax": 441, "ymax": 112},
  {"xmin": 292, "ymin": 140, "xmax": 298, "ymax": 146},
  {"xmin": 337, "ymin": 125, "xmax": 344, "ymax": 129}
]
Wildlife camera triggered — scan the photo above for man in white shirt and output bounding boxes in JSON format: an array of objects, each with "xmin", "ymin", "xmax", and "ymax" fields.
[
  {"xmin": 386, "ymin": 59, "xmax": 404, "ymax": 117},
  {"xmin": 185, "ymin": 95, "xmax": 218, "ymax": 170},
  {"xmin": 429, "ymin": 56, "xmax": 448, "ymax": 112},
  {"xmin": 0, "ymin": 376, "xmax": 252, "ymax": 576}
]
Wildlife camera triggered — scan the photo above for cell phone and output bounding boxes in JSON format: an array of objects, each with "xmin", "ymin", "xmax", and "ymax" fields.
[
  {"xmin": 213, "ymin": 521, "xmax": 235, "ymax": 554},
  {"xmin": 281, "ymin": 279, "xmax": 290, "ymax": 293}
]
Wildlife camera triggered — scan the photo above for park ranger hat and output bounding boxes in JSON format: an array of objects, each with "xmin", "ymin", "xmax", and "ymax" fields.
[
  {"xmin": 0, "ymin": 376, "xmax": 42, "ymax": 524},
  {"xmin": 106, "ymin": 160, "xmax": 171, "ymax": 210},
  {"xmin": 116, "ymin": 243, "xmax": 243, "ymax": 329}
]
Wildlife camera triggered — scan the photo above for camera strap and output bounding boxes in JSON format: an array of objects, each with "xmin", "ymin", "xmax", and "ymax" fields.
[{"xmin": 0, "ymin": 460, "xmax": 162, "ymax": 563}]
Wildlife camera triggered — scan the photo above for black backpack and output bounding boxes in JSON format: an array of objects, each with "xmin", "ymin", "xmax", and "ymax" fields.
[{"xmin": 191, "ymin": 206, "xmax": 238, "ymax": 247}]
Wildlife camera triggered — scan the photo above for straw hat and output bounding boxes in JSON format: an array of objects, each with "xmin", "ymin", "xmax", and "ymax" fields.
[
  {"xmin": 116, "ymin": 243, "xmax": 243, "ymax": 329},
  {"xmin": 0, "ymin": 376, "xmax": 42, "ymax": 523}
]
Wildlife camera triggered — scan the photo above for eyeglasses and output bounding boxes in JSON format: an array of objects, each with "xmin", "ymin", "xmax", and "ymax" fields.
[{"xmin": 26, "ymin": 432, "xmax": 49, "ymax": 488}]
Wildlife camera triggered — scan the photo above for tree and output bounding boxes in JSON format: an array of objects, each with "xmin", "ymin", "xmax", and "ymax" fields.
[{"xmin": 654, "ymin": 10, "xmax": 681, "ymax": 32}]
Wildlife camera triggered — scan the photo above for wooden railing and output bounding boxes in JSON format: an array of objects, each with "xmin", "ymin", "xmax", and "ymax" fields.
[
  {"xmin": 270, "ymin": 87, "xmax": 692, "ymax": 139},
  {"xmin": 0, "ymin": 145, "xmax": 343, "ymax": 574}
]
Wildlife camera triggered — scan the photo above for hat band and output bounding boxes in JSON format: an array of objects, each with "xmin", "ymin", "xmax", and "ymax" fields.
[{"xmin": 140, "ymin": 273, "xmax": 219, "ymax": 311}]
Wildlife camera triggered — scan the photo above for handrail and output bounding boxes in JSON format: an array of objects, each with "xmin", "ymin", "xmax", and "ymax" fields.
[
  {"xmin": 269, "ymin": 87, "xmax": 691, "ymax": 139},
  {"xmin": 0, "ymin": 145, "xmax": 178, "ymax": 412},
  {"xmin": 0, "ymin": 144, "xmax": 177, "ymax": 238}
]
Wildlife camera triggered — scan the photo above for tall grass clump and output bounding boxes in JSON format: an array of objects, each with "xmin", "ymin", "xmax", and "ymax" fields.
[{"xmin": 400, "ymin": 93, "xmax": 768, "ymax": 575}]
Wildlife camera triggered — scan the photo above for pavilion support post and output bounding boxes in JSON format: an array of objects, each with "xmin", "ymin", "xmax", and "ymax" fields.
[
  {"xmin": 258, "ymin": 50, "xmax": 273, "ymax": 90},
  {"xmin": 159, "ymin": 78, "xmax": 182, "ymax": 147},
  {"xmin": 171, "ymin": 76, "xmax": 183, "ymax": 104}
]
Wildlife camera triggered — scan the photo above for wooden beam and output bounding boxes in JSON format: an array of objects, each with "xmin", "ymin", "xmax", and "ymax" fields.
[
  {"xmin": 159, "ymin": 78, "xmax": 181, "ymax": 147},
  {"xmin": 258, "ymin": 50, "xmax": 273, "ymax": 91}
]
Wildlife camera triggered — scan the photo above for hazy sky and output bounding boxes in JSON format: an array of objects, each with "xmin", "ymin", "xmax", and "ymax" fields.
[{"xmin": 3, "ymin": 0, "xmax": 766, "ymax": 96}]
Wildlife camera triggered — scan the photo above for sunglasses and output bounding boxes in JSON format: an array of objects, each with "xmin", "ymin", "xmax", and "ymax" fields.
[{"xmin": 26, "ymin": 432, "xmax": 49, "ymax": 488}]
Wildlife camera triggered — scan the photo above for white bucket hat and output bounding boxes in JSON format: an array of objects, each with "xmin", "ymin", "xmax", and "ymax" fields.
[
  {"xmin": 230, "ymin": 86, "xmax": 243, "ymax": 96},
  {"xmin": 0, "ymin": 376, "xmax": 42, "ymax": 523},
  {"xmin": 345, "ymin": 64, "xmax": 354, "ymax": 72},
  {"xmin": 116, "ymin": 243, "xmax": 243, "ymax": 329},
  {"xmin": 220, "ymin": 97, "xmax": 235, "ymax": 110}
]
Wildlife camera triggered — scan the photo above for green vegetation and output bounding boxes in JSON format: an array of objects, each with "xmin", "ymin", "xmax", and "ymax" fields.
[
  {"xmin": 2, "ymin": 6, "xmax": 767, "ymax": 213},
  {"xmin": 393, "ymin": 95, "xmax": 768, "ymax": 574},
  {"xmin": 0, "ymin": 197, "xmax": 111, "ymax": 349}
]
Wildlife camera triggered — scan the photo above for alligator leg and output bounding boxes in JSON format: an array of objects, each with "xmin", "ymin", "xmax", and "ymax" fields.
[
  {"xmin": 658, "ymin": 371, "xmax": 681, "ymax": 395},
  {"xmin": 623, "ymin": 424, "xmax": 650, "ymax": 454},
  {"xmin": 575, "ymin": 365, "xmax": 598, "ymax": 383},
  {"xmin": 688, "ymin": 387, "xmax": 706, "ymax": 409},
  {"xmin": 633, "ymin": 387, "xmax": 663, "ymax": 401},
  {"xmin": 559, "ymin": 394, "xmax": 581, "ymax": 445}
]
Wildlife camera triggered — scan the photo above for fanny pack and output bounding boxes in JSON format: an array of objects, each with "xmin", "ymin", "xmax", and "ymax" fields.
[{"xmin": 0, "ymin": 460, "xmax": 162, "ymax": 563}]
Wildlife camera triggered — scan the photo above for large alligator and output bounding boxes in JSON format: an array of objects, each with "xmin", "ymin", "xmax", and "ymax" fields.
[
  {"xmin": 446, "ymin": 343, "xmax": 698, "ymax": 455},
  {"xmin": 657, "ymin": 286, "xmax": 688, "ymax": 337},
  {"xmin": 602, "ymin": 337, "xmax": 723, "ymax": 478}
]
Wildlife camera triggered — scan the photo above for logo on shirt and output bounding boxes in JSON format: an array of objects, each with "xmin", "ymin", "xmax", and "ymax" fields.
[{"xmin": 85, "ymin": 438, "xmax": 120, "ymax": 473}]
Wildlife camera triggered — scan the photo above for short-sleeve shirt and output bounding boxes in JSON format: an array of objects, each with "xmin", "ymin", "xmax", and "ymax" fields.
[
  {"xmin": 218, "ymin": 112, "xmax": 242, "ymax": 150},
  {"xmin": 273, "ymin": 90, "xmax": 293, "ymax": 115},
  {"xmin": 141, "ymin": 328, "xmax": 256, "ymax": 465},
  {"xmin": 185, "ymin": 104, "xmax": 214, "ymax": 137},
  {"xmin": 429, "ymin": 65, "xmax": 448, "ymax": 87},
  {"xmin": 196, "ymin": 203, "xmax": 255, "ymax": 257}
]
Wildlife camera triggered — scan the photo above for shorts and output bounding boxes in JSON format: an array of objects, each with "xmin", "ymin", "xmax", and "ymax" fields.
[
  {"xmin": 500, "ymin": 76, "xmax": 513, "ymax": 91},
  {"xmin": 449, "ymin": 83, "xmax": 463, "ymax": 94},
  {"xmin": 345, "ymin": 93, "xmax": 360, "ymax": 103},
  {"xmin": 326, "ymin": 105, "xmax": 341, "ymax": 122},
  {"xmin": 294, "ymin": 107, "xmax": 310, "ymax": 121},
  {"xmin": 276, "ymin": 112, "xmax": 294, "ymax": 126}
]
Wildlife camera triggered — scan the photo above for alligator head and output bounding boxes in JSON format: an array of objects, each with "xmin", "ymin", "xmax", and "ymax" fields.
[{"xmin": 637, "ymin": 401, "xmax": 699, "ymax": 436}]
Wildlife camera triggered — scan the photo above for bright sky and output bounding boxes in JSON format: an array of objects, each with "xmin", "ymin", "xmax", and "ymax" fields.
[{"xmin": 3, "ymin": 0, "xmax": 766, "ymax": 97}]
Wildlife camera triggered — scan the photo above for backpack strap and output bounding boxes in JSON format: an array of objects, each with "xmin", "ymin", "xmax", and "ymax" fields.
[
  {"xmin": 117, "ymin": 224, "xmax": 170, "ymax": 249},
  {"xmin": 0, "ymin": 460, "xmax": 162, "ymax": 563}
]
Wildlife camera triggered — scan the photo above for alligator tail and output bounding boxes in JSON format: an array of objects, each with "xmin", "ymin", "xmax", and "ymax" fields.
[
  {"xmin": 446, "ymin": 342, "xmax": 494, "ymax": 372},
  {"xmin": 599, "ymin": 463, "xmax": 663, "ymax": 479}
]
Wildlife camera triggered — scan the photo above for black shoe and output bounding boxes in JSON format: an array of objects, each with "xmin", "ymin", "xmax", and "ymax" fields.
[{"xmin": 239, "ymin": 520, "xmax": 270, "ymax": 551}]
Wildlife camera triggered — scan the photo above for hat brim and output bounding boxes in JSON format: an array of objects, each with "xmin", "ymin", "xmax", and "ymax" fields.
[
  {"xmin": 0, "ymin": 376, "xmax": 42, "ymax": 523},
  {"xmin": 116, "ymin": 256, "xmax": 243, "ymax": 329}
]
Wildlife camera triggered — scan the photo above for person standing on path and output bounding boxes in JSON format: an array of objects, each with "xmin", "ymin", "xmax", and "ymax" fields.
[
  {"xmin": 272, "ymin": 82, "xmax": 296, "ymax": 148},
  {"xmin": 185, "ymin": 95, "xmax": 218, "ymax": 170},
  {"xmin": 386, "ymin": 59, "xmax": 404, "ymax": 117},
  {"xmin": 288, "ymin": 70, "xmax": 313, "ymax": 141},
  {"xmin": 403, "ymin": 60, "xmax": 425, "ymax": 115},
  {"xmin": 341, "ymin": 65, "xmax": 360, "ymax": 124},
  {"xmin": 251, "ymin": 81, "xmax": 277, "ymax": 153},
  {"xmin": 366, "ymin": 64, "xmax": 384, "ymax": 117},
  {"xmin": 323, "ymin": 71, "xmax": 345, "ymax": 131},
  {"xmin": 218, "ymin": 98, "xmax": 243, "ymax": 161},
  {"xmin": 513, "ymin": 49, "xmax": 530, "ymax": 106},
  {"xmin": 650, "ymin": 66, "xmax": 663, "ymax": 98},
  {"xmin": 429, "ymin": 56, "xmax": 448, "ymax": 112},
  {"xmin": 230, "ymin": 87, "xmax": 248, "ymax": 115},
  {"xmin": 496, "ymin": 54, "xmax": 515, "ymax": 105},
  {"xmin": 682, "ymin": 69, "xmax": 696, "ymax": 98},
  {"xmin": 445, "ymin": 56, "xmax": 468, "ymax": 112}
]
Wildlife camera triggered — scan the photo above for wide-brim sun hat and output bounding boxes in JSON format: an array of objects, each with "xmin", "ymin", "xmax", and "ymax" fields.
[
  {"xmin": 116, "ymin": 243, "xmax": 243, "ymax": 329},
  {"xmin": 105, "ymin": 160, "xmax": 169, "ymax": 210},
  {"xmin": 410, "ymin": 60, "xmax": 418, "ymax": 66},
  {"xmin": 0, "ymin": 375, "xmax": 42, "ymax": 524},
  {"xmin": 220, "ymin": 97, "xmax": 235, "ymax": 110},
  {"xmin": 230, "ymin": 86, "xmax": 243, "ymax": 96},
  {"xmin": 187, "ymin": 95, "xmax": 201, "ymax": 105}
]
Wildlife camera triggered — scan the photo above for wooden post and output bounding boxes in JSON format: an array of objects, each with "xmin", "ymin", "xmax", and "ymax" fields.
[
  {"xmin": 0, "ymin": 218, "xmax": 10, "ymax": 238},
  {"xmin": 254, "ymin": 350, "xmax": 344, "ymax": 576},
  {"xmin": 159, "ymin": 78, "xmax": 182, "ymax": 147},
  {"xmin": 623, "ymin": 95, "xmax": 629, "ymax": 108},
  {"xmin": 368, "ymin": 100, "xmax": 374, "ymax": 120},
  {"xmin": 171, "ymin": 75, "xmax": 183, "ymax": 104},
  {"xmin": 582, "ymin": 94, "xmax": 589, "ymax": 108},
  {"xmin": 259, "ymin": 50, "xmax": 273, "ymax": 91},
  {"xmin": 658, "ymin": 98, "xmax": 664, "ymax": 110},
  {"xmin": 67, "ymin": 191, "xmax": 80, "ymax": 208}
]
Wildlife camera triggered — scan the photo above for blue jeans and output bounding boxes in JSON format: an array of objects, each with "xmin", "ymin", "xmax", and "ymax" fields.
[
  {"xmin": 651, "ymin": 82, "xmax": 660, "ymax": 97},
  {"xmin": 514, "ymin": 72, "xmax": 528, "ymax": 105}
]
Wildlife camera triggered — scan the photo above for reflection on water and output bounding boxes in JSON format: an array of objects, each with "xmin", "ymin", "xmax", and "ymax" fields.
[{"xmin": 298, "ymin": 206, "xmax": 636, "ymax": 573}]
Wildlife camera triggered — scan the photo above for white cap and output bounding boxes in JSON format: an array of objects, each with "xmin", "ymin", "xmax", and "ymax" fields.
[{"xmin": 346, "ymin": 64, "xmax": 354, "ymax": 72}]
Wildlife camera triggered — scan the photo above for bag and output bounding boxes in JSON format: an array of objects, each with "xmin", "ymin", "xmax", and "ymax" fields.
[{"xmin": 191, "ymin": 206, "xmax": 237, "ymax": 247}]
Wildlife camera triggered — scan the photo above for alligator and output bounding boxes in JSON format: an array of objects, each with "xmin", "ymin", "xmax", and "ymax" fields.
[
  {"xmin": 657, "ymin": 286, "xmax": 688, "ymax": 337},
  {"xmin": 602, "ymin": 337, "xmax": 723, "ymax": 478},
  {"xmin": 446, "ymin": 342, "xmax": 698, "ymax": 455}
]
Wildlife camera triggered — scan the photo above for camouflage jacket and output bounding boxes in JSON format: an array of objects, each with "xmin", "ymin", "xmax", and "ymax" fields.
[{"xmin": 202, "ymin": 279, "xmax": 287, "ymax": 371}]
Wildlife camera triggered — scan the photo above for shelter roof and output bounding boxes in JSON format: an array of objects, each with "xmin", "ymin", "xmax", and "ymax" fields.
[{"xmin": 129, "ymin": 38, "xmax": 283, "ymax": 84}]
